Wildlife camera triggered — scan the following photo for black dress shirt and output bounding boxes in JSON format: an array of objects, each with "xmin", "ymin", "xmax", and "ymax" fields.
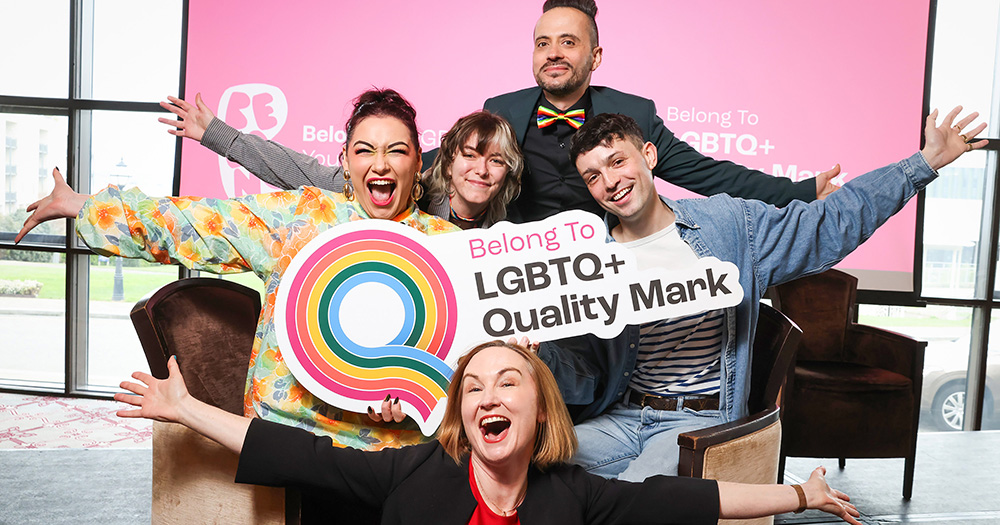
[{"xmin": 511, "ymin": 93, "xmax": 603, "ymax": 222}]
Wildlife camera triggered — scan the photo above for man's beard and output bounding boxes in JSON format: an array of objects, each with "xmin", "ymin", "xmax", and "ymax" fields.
[{"xmin": 535, "ymin": 57, "xmax": 592, "ymax": 97}]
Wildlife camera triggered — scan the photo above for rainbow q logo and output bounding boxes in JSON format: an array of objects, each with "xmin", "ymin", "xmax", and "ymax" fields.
[{"xmin": 275, "ymin": 221, "xmax": 459, "ymax": 436}]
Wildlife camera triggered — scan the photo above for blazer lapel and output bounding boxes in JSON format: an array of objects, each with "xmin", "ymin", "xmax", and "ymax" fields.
[{"xmin": 508, "ymin": 88, "xmax": 543, "ymax": 146}]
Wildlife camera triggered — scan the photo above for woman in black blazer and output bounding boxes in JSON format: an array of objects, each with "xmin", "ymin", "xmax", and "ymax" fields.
[{"xmin": 115, "ymin": 341, "xmax": 861, "ymax": 524}]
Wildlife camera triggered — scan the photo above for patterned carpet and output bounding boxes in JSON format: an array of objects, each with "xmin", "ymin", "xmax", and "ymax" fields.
[{"xmin": 0, "ymin": 392, "xmax": 151, "ymax": 449}]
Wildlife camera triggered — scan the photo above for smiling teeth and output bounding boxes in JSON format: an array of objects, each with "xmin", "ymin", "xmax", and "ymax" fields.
[
  {"xmin": 611, "ymin": 187, "xmax": 631, "ymax": 201},
  {"xmin": 370, "ymin": 180, "xmax": 393, "ymax": 186},
  {"xmin": 480, "ymin": 416, "xmax": 510, "ymax": 426}
]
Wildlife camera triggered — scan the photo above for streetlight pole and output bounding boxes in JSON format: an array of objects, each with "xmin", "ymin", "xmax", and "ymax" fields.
[{"xmin": 111, "ymin": 157, "xmax": 128, "ymax": 301}]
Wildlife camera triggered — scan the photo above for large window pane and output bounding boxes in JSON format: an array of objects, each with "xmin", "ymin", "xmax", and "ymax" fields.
[
  {"xmin": 929, "ymin": 1, "xmax": 1000, "ymax": 132},
  {"xmin": 86, "ymin": 110, "xmax": 175, "ymax": 196},
  {"xmin": 84, "ymin": 0, "xmax": 183, "ymax": 102},
  {"xmin": 923, "ymin": 150, "xmax": 993, "ymax": 299},
  {"xmin": 0, "ymin": 113, "xmax": 68, "ymax": 243},
  {"xmin": 858, "ymin": 304, "xmax": 973, "ymax": 431},
  {"xmin": 81, "ymin": 108, "xmax": 176, "ymax": 389},
  {"xmin": 84, "ymin": 255, "xmax": 169, "ymax": 389},
  {"xmin": 0, "ymin": 248, "xmax": 65, "ymax": 387},
  {"xmin": 0, "ymin": 1, "xmax": 70, "ymax": 98}
]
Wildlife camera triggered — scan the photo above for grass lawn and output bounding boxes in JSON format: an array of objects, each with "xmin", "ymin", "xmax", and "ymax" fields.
[{"xmin": 0, "ymin": 259, "xmax": 266, "ymax": 303}]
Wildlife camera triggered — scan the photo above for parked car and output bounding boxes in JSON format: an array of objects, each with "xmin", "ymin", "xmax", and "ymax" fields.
[{"xmin": 920, "ymin": 338, "xmax": 999, "ymax": 431}]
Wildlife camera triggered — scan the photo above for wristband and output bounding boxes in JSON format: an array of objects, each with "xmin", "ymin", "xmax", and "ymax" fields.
[{"xmin": 792, "ymin": 484, "xmax": 807, "ymax": 513}]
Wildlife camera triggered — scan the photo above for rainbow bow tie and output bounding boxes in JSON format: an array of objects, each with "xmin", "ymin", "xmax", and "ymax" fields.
[{"xmin": 537, "ymin": 106, "xmax": 585, "ymax": 129}]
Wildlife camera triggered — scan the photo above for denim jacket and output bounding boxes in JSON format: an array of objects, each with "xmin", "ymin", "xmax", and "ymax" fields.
[{"xmin": 538, "ymin": 152, "xmax": 936, "ymax": 423}]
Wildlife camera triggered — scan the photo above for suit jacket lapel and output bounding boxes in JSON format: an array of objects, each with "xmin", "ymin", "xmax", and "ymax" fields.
[{"xmin": 509, "ymin": 87, "xmax": 543, "ymax": 146}]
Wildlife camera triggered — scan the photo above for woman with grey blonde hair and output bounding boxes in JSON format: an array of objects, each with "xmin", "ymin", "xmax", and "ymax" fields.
[{"xmin": 423, "ymin": 111, "xmax": 523, "ymax": 229}]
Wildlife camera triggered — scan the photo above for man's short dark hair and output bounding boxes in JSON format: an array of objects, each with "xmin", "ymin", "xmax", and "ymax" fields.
[
  {"xmin": 570, "ymin": 113, "xmax": 645, "ymax": 162},
  {"xmin": 542, "ymin": 0, "xmax": 599, "ymax": 47}
]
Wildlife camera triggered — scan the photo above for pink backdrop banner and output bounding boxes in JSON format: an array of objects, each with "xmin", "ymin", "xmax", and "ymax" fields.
[{"xmin": 181, "ymin": 0, "xmax": 931, "ymax": 291}]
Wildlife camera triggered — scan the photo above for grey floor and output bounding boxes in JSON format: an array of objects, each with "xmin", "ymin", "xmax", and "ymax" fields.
[
  {"xmin": 777, "ymin": 430, "xmax": 1000, "ymax": 524},
  {"xmin": 0, "ymin": 449, "xmax": 151, "ymax": 525},
  {"xmin": 1, "ymin": 431, "xmax": 997, "ymax": 524}
]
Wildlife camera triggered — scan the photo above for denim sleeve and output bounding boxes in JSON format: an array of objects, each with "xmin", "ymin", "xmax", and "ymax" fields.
[
  {"xmin": 201, "ymin": 117, "xmax": 345, "ymax": 192},
  {"xmin": 748, "ymin": 151, "xmax": 937, "ymax": 288}
]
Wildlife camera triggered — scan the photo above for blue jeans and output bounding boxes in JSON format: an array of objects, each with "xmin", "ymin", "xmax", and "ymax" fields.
[{"xmin": 571, "ymin": 401, "xmax": 724, "ymax": 482}]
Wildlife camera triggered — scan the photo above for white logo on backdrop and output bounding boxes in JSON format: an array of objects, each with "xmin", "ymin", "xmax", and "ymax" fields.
[{"xmin": 216, "ymin": 84, "xmax": 289, "ymax": 197}]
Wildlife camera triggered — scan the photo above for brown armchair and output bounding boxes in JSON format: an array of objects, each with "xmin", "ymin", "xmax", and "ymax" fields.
[
  {"xmin": 678, "ymin": 303, "xmax": 802, "ymax": 525},
  {"xmin": 771, "ymin": 269, "xmax": 925, "ymax": 499},
  {"xmin": 131, "ymin": 277, "xmax": 297, "ymax": 524}
]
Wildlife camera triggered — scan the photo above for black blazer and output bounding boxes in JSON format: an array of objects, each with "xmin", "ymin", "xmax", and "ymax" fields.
[
  {"xmin": 236, "ymin": 419, "xmax": 719, "ymax": 524},
  {"xmin": 481, "ymin": 86, "xmax": 815, "ymax": 208}
]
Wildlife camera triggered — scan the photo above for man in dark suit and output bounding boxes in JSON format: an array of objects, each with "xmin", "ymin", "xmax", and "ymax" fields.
[{"xmin": 491, "ymin": 0, "xmax": 840, "ymax": 223}]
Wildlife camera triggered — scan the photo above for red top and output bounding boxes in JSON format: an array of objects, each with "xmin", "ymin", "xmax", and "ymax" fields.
[{"xmin": 467, "ymin": 462, "xmax": 520, "ymax": 525}]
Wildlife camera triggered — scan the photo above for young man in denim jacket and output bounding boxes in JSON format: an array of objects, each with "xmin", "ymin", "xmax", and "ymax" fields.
[{"xmin": 536, "ymin": 109, "xmax": 986, "ymax": 481}]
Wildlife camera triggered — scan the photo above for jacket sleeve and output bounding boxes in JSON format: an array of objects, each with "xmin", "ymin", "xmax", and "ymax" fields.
[
  {"xmin": 646, "ymin": 101, "xmax": 816, "ymax": 206},
  {"xmin": 747, "ymin": 151, "xmax": 937, "ymax": 288},
  {"xmin": 75, "ymin": 184, "xmax": 336, "ymax": 279},
  {"xmin": 201, "ymin": 118, "xmax": 345, "ymax": 192},
  {"xmin": 536, "ymin": 336, "xmax": 607, "ymax": 416},
  {"xmin": 235, "ymin": 419, "xmax": 428, "ymax": 508},
  {"xmin": 567, "ymin": 466, "xmax": 720, "ymax": 524}
]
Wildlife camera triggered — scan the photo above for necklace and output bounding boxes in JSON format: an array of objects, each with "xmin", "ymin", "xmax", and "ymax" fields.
[
  {"xmin": 448, "ymin": 197, "xmax": 486, "ymax": 225},
  {"xmin": 472, "ymin": 464, "xmax": 527, "ymax": 517}
]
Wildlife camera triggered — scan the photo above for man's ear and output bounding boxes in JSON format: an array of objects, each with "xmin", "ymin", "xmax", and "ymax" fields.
[
  {"xmin": 591, "ymin": 46, "xmax": 603, "ymax": 72},
  {"xmin": 641, "ymin": 141, "xmax": 657, "ymax": 170}
]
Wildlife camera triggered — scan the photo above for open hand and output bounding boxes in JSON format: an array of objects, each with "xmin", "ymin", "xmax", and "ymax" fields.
[
  {"xmin": 159, "ymin": 93, "xmax": 215, "ymax": 142},
  {"xmin": 802, "ymin": 467, "xmax": 862, "ymax": 525},
  {"xmin": 15, "ymin": 168, "xmax": 89, "ymax": 244},
  {"xmin": 814, "ymin": 164, "xmax": 842, "ymax": 200},
  {"xmin": 921, "ymin": 106, "xmax": 988, "ymax": 170},
  {"xmin": 115, "ymin": 356, "xmax": 191, "ymax": 424}
]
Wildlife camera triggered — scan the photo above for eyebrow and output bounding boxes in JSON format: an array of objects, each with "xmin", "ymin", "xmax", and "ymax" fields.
[
  {"xmin": 351, "ymin": 140, "xmax": 411, "ymax": 149},
  {"xmin": 463, "ymin": 367, "xmax": 523, "ymax": 382}
]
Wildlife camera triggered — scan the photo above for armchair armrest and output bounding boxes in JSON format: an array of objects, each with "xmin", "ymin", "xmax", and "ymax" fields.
[
  {"xmin": 845, "ymin": 324, "xmax": 927, "ymax": 380},
  {"xmin": 677, "ymin": 407, "xmax": 781, "ymax": 481}
]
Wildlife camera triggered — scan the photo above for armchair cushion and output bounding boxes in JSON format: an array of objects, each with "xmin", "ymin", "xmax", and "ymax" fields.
[{"xmin": 794, "ymin": 361, "xmax": 912, "ymax": 393}]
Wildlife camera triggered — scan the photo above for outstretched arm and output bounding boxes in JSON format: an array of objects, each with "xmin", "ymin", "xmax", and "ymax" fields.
[
  {"xmin": 116, "ymin": 356, "xmax": 251, "ymax": 454},
  {"xmin": 718, "ymin": 467, "xmax": 861, "ymax": 523},
  {"xmin": 159, "ymin": 93, "xmax": 344, "ymax": 191}
]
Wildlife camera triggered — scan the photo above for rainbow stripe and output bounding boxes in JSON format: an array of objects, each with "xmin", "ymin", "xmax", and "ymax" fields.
[
  {"xmin": 536, "ymin": 106, "xmax": 585, "ymax": 129},
  {"xmin": 278, "ymin": 227, "xmax": 458, "ymax": 432}
]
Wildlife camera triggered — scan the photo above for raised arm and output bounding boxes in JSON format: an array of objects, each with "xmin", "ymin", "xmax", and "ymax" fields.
[
  {"xmin": 646, "ymin": 103, "xmax": 822, "ymax": 206},
  {"xmin": 718, "ymin": 467, "xmax": 860, "ymax": 523},
  {"xmin": 116, "ymin": 356, "xmax": 251, "ymax": 454},
  {"xmin": 17, "ymin": 167, "xmax": 324, "ymax": 278},
  {"xmin": 752, "ymin": 106, "xmax": 987, "ymax": 287},
  {"xmin": 159, "ymin": 93, "xmax": 344, "ymax": 191}
]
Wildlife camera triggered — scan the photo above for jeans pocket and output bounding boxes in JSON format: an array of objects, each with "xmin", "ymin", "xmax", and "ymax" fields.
[{"xmin": 682, "ymin": 408, "xmax": 721, "ymax": 418}]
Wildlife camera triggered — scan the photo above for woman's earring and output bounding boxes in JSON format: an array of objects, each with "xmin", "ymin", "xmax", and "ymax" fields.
[
  {"xmin": 411, "ymin": 171, "xmax": 424, "ymax": 202},
  {"xmin": 343, "ymin": 169, "xmax": 355, "ymax": 201}
]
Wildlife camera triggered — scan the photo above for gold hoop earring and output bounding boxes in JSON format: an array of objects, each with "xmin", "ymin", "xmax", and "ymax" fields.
[
  {"xmin": 411, "ymin": 171, "xmax": 424, "ymax": 202},
  {"xmin": 343, "ymin": 169, "xmax": 355, "ymax": 201}
]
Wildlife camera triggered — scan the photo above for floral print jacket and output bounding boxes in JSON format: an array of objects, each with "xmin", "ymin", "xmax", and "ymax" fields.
[{"xmin": 78, "ymin": 185, "xmax": 457, "ymax": 450}]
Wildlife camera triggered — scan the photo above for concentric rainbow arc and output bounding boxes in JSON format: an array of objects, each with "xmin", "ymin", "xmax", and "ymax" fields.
[{"xmin": 279, "ymin": 227, "xmax": 458, "ymax": 434}]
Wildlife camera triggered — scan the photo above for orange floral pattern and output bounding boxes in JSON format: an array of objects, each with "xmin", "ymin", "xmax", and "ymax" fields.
[{"xmin": 77, "ymin": 184, "xmax": 458, "ymax": 449}]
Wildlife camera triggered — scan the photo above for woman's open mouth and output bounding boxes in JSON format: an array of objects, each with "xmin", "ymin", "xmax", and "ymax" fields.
[
  {"xmin": 480, "ymin": 415, "xmax": 511, "ymax": 443},
  {"xmin": 367, "ymin": 178, "xmax": 396, "ymax": 206}
]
